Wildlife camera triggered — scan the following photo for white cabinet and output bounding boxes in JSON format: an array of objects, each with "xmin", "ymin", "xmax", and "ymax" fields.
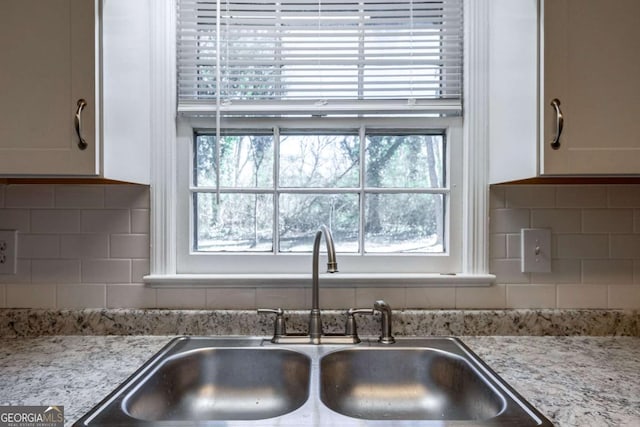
[
  {"xmin": 489, "ymin": 0, "xmax": 640, "ymax": 183},
  {"xmin": 0, "ymin": 0, "xmax": 97, "ymax": 176},
  {"xmin": 0, "ymin": 0, "xmax": 150, "ymax": 184},
  {"xmin": 541, "ymin": 0, "xmax": 640, "ymax": 175}
]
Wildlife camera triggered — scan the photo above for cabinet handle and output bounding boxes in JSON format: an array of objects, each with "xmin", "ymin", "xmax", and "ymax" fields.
[
  {"xmin": 74, "ymin": 99, "xmax": 88, "ymax": 150},
  {"xmin": 550, "ymin": 98, "xmax": 563, "ymax": 150}
]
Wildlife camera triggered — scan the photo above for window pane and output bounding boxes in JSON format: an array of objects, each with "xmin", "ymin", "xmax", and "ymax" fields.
[
  {"xmin": 279, "ymin": 193, "xmax": 359, "ymax": 252},
  {"xmin": 365, "ymin": 193, "xmax": 444, "ymax": 253},
  {"xmin": 195, "ymin": 134, "xmax": 273, "ymax": 188},
  {"xmin": 194, "ymin": 193, "xmax": 273, "ymax": 252},
  {"xmin": 365, "ymin": 135, "xmax": 444, "ymax": 188},
  {"xmin": 279, "ymin": 134, "xmax": 359, "ymax": 188}
]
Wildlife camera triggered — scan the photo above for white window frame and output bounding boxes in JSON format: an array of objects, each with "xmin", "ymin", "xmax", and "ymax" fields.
[
  {"xmin": 146, "ymin": 0, "xmax": 494, "ymax": 287},
  {"xmin": 177, "ymin": 116, "xmax": 462, "ymax": 274}
]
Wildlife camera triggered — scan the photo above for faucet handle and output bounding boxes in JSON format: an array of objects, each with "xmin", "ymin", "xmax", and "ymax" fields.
[
  {"xmin": 258, "ymin": 308, "xmax": 287, "ymax": 339},
  {"xmin": 345, "ymin": 308, "xmax": 375, "ymax": 342}
]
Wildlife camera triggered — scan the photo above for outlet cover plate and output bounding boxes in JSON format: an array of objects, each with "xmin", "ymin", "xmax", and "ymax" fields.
[
  {"xmin": 0, "ymin": 229, "xmax": 18, "ymax": 275},
  {"xmin": 521, "ymin": 228, "xmax": 551, "ymax": 273}
]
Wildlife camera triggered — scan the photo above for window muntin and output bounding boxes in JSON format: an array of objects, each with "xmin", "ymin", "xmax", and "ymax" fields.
[{"xmin": 192, "ymin": 127, "xmax": 448, "ymax": 255}]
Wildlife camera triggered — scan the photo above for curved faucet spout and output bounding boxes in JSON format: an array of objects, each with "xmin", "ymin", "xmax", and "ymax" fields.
[{"xmin": 310, "ymin": 225, "xmax": 338, "ymax": 341}]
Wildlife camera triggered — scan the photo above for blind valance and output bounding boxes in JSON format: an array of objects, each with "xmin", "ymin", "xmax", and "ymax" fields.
[{"xmin": 177, "ymin": 0, "xmax": 463, "ymax": 116}]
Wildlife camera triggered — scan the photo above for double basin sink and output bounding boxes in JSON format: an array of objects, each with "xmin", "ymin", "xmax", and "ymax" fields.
[{"xmin": 74, "ymin": 337, "xmax": 553, "ymax": 426}]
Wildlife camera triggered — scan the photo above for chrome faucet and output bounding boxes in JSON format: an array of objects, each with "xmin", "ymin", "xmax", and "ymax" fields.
[
  {"xmin": 259, "ymin": 226, "xmax": 394, "ymax": 345},
  {"xmin": 309, "ymin": 225, "xmax": 338, "ymax": 342}
]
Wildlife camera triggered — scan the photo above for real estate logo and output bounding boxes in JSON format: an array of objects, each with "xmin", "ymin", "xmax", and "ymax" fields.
[{"xmin": 0, "ymin": 406, "xmax": 64, "ymax": 427}]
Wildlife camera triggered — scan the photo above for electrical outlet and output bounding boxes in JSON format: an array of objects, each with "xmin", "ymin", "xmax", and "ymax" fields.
[{"xmin": 0, "ymin": 230, "xmax": 18, "ymax": 275}]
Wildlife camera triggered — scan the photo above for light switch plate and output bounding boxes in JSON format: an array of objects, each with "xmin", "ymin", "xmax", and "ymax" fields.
[
  {"xmin": 0, "ymin": 230, "xmax": 18, "ymax": 275},
  {"xmin": 521, "ymin": 228, "xmax": 551, "ymax": 273}
]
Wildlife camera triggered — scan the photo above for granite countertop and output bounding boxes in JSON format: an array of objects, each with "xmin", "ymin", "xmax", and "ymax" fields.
[{"xmin": 0, "ymin": 335, "xmax": 639, "ymax": 427}]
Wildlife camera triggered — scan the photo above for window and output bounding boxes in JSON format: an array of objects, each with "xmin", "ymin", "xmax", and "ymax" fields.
[
  {"xmin": 169, "ymin": 0, "xmax": 476, "ymax": 279},
  {"xmin": 193, "ymin": 128, "xmax": 447, "ymax": 254}
]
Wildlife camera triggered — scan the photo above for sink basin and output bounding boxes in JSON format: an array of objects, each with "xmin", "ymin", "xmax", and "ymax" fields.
[
  {"xmin": 124, "ymin": 347, "xmax": 311, "ymax": 421},
  {"xmin": 74, "ymin": 337, "xmax": 553, "ymax": 426},
  {"xmin": 320, "ymin": 348, "xmax": 505, "ymax": 420}
]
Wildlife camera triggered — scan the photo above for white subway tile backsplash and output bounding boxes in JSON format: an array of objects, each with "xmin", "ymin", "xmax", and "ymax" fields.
[
  {"xmin": 60, "ymin": 234, "xmax": 109, "ymax": 259},
  {"xmin": 405, "ymin": 287, "xmax": 456, "ymax": 309},
  {"xmin": 31, "ymin": 210, "xmax": 81, "ymax": 234},
  {"xmin": 506, "ymin": 284, "xmax": 557, "ymax": 309},
  {"xmin": 582, "ymin": 209, "xmax": 634, "ymax": 233},
  {"xmin": 311, "ymin": 288, "xmax": 356, "ymax": 309},
  {"xmin": 610, "ymin": 235, "xmax": 640, "ymax": 259},
  {"xmin": 531, "ymin": 259, "xmax": 581, "ymax": 284},
  {"xmin": 105, "ymin": 185, "xmax": 150, "ymax": 209},
  {"xmin": 490, "ymin": 186, "xmax": 505, "ymax": 209},
  {"xmin": 485, "ymin": 184, "xmax": 640, "ymax": 309},
  {"xmin": 81, "ymin": 210, "xmax": 130, "ymax": 233},
  {"xmin": 18, "ymin": 234, "xmax": 60, "ymax": 259},
  {"xmin": 55, "ymin": 185, "xmax": 104, "ymax": 208},
  {"xmin": 256, "ymin": 288, "xmax": 306, "ymax": 309},
  {"xmin": 0, "ymin": 260, "xmax": 31, "ymax": 284},
  {"xmin": 355, "ymin": 287, "xmax": 406, "ymax": 309},
  {"xmin": 131, "ymin": 209, "xmax": 150, "ymax": 234},
  {"xmin": 556, "ymin": 186, "xmax": 608, "ymax": 208},
  {"xmin": 505, "ymin": 186, "xmax": 555, "ymax": 208},
  {"xmin": 557, "ymin": 284, "xmax": 607, "ymax": 309},
  {"xmin": 82, "ymin": 259, "xmax": 131, "ymax": 283},
  {"xmin": 490, "ymin": 234, "xmax": 507, "ymax": 259},
  {"xmin": 5, "ymin": 185, "xmax": 54, "ymax": 208},
  {"xmin": 506, "ymin": 234, "xmax": 521, "ymax": 259},
  {"xmin": 57, "ymin": 284, "xmax": 106, "ymax": 309},
  {"xmin": 531, "ymin": 209, "xmax": 582, "ymax": 233},
  {"xmin": 107, "ymin": 284, "xmax": 157, "ymax": 309},
  {"xmin": 0, "ymin": 184, "xmax": 151, "ymax": 309},
  {"xmin": 157, "ymin": 288, "xmax": 207, "ymax": 309},
  {"xmin": 607, "ymin": 285, "xmax": 640, "ymax": 309},
  {"xmin": 31, "ymin": 260, "xmax": 81, "ymax": 284},
  {"xmin": 582, "ymin": 260, "xmax": 634, "ymax": 284},
  {"xmin": 555, "ymin": 234, "xmax": 609, "ymax": 259},
  {"xmin": 110, "ymin": 234, "xmax": 150, "ymax": 259},
  {"xmin": 131, "ymin": 259, "xmax": 150, "ymax": 283},
  {"xmin": 6, "ymin": 284, "xmax": 56, "ymax": 308},
  {"xmin": 490, "ymin": 259, "xmax": 530, "ymax": 284},
  {"xmin": 455, "ymin": 285, "xmax": 506, "ymax": 309},
  {"xmin": 0, "ymin": 209, "xmax": 31, "ymax": 232},
  {"xmin": 207, "ymin": 288, "xmax": 257, "ymax": 309},
  {"xmin": 608, "ymin": 185, "xmax": 640, "ymax": 207},
  {"xmin": 491, "ymin": 209, "xmax": 530, "ymax": 233}
]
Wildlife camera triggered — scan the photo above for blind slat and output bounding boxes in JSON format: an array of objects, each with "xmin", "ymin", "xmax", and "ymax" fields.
[{"xmin": 177, "ymin": 0, "xmax": 463, "ymax": 116}]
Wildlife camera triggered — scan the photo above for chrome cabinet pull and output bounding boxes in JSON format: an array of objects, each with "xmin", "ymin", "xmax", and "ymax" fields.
[
  {"xmin": 550, "ymin": 98, "xmax": 563, "ymax": 150},
  {"xmin": 74, "ymin": 99, "xmax": 88, "ymax": 150}
]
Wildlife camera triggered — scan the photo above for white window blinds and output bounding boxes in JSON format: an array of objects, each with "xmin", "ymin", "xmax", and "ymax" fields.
[{"xmin": 177, "ymin": 0, "xmax": 463, "ymax": 116}]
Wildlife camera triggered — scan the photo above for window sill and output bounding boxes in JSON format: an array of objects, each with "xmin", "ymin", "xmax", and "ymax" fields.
[{"xmin": 144, "ymin": 273, "xmax": 495, "ymax": 288}]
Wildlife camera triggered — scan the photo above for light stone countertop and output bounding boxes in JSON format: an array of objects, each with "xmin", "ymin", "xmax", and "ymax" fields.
[{"xmin": 0, "ymin": 335, "xmax": 638, "ymax": 427}]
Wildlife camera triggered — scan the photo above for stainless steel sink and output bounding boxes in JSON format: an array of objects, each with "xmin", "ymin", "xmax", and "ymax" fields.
[
  {"xmin": 124, "ymin": 347, "xmax": 310, "ymax": 421},
  {"xmin": 74, "ymin": 336, "xmax": 553, "ymax": 426},
  {"xmin": 320, "ymin": 348, "xmax": 505, "ymax": 420}
]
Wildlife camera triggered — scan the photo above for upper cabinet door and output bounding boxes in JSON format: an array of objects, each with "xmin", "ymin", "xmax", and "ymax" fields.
[
  {"xmin": 542, "ymin": 0, "xmax": 640, "ymax": 175},
  {"xmin": 0, "ymin": 0, "xmax": 97, "ymax": 176}
]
